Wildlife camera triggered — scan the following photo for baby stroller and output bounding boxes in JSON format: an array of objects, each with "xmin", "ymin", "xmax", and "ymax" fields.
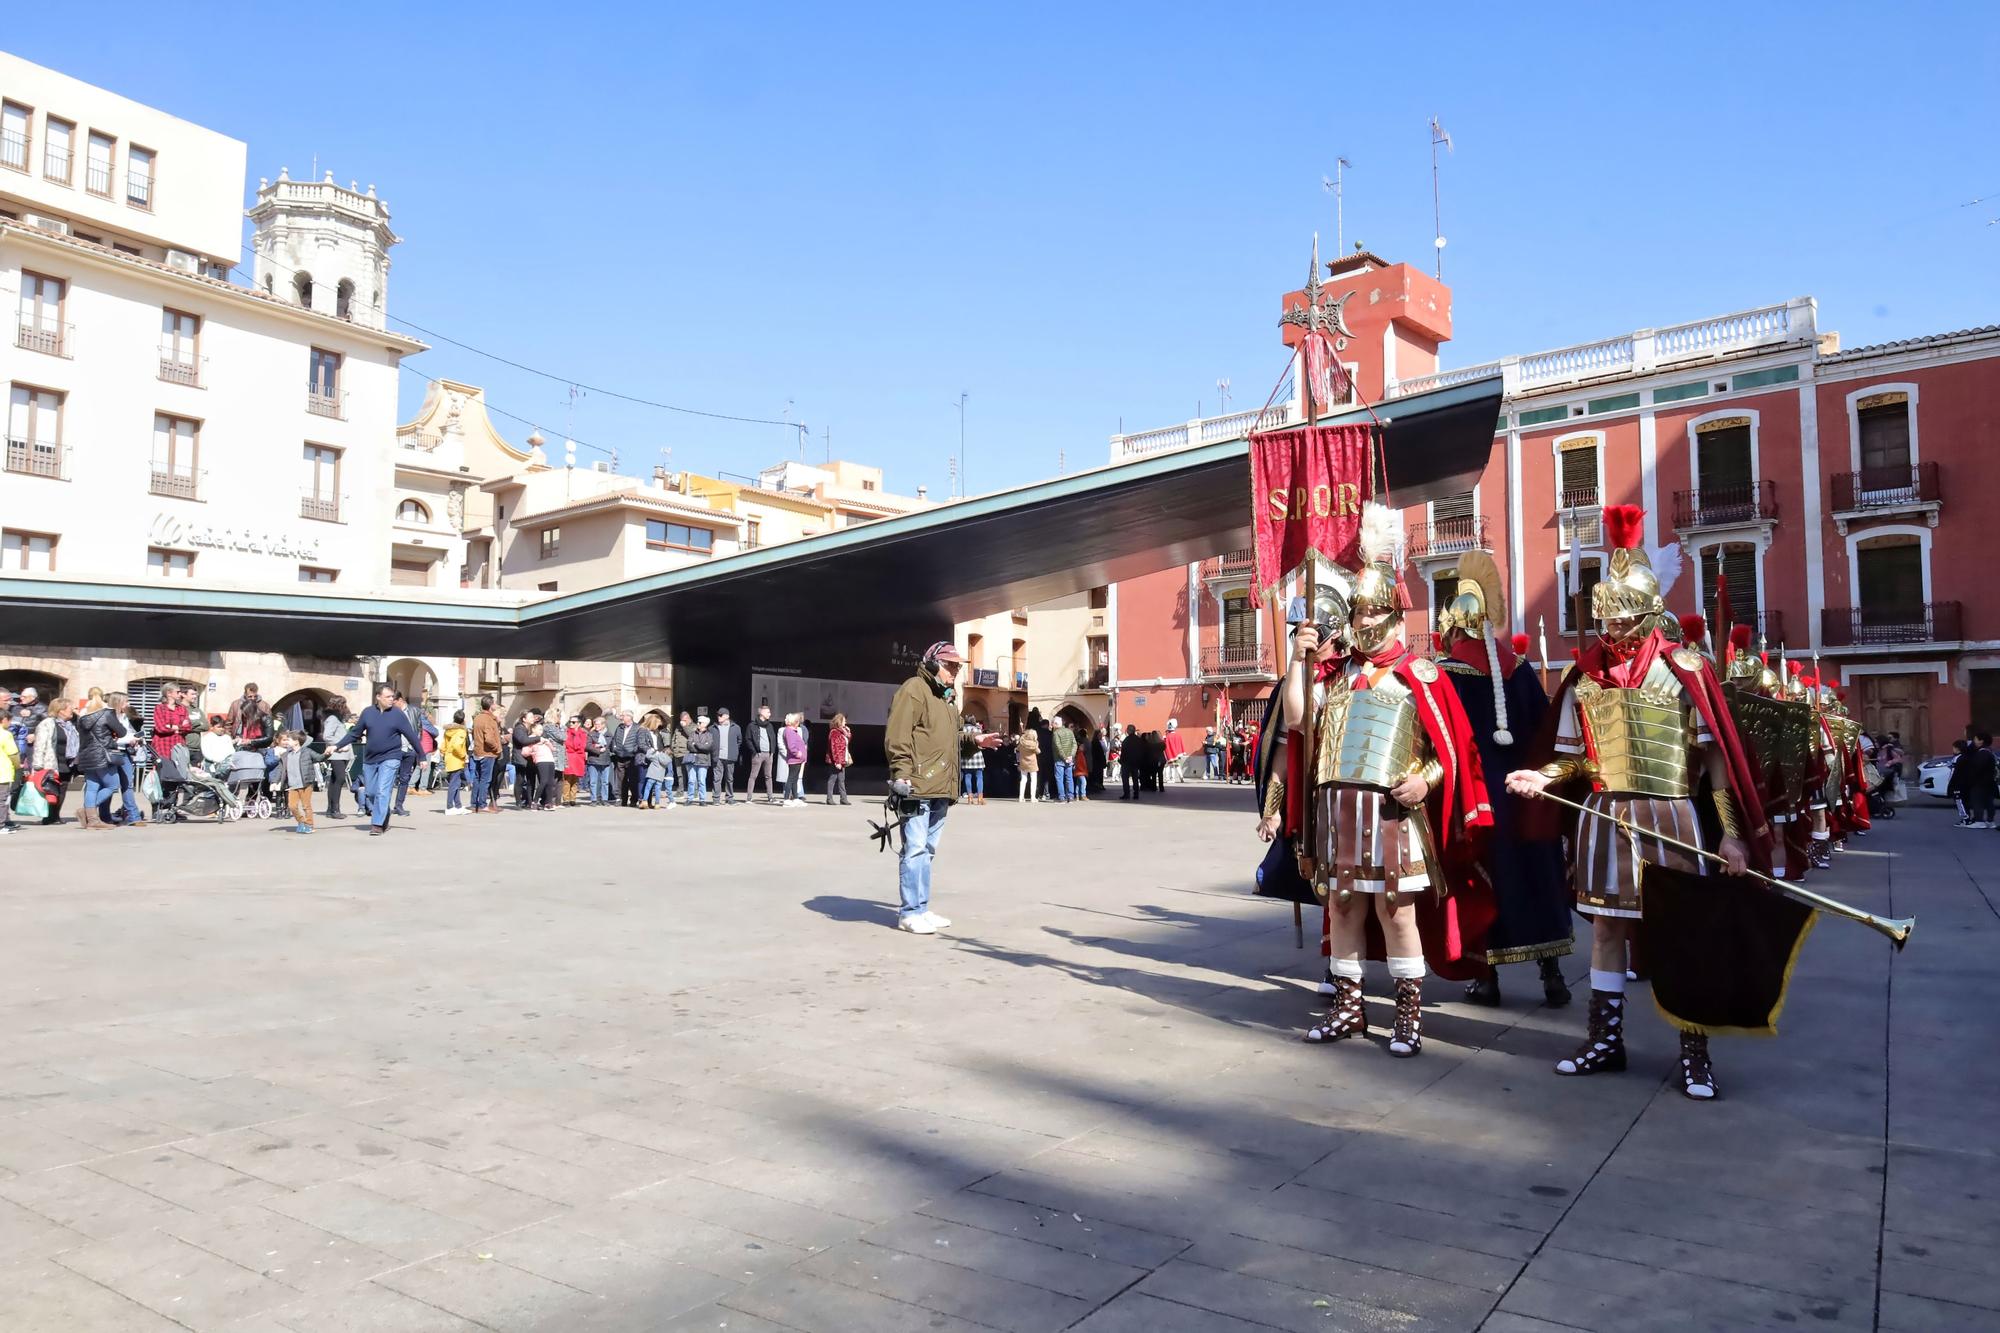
[
  {"xmin": 225, "ymin": 739, "xmax": 276, "ymax": 819},
  {"xmin": 156, "ymin": 733, "xmax": 247, "ymax": 823}
]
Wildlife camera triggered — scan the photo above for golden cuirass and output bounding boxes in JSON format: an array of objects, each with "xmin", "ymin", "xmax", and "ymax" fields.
[
  {"xmin": 1314, "ymin": 673, "xmax": 1421, "ymax": 792},
  {"xmin": 1574, "ymin": 659, "xmax": 1693, "ymax": 798}
]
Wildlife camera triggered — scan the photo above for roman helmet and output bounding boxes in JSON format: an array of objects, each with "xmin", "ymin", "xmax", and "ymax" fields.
[
  {"xmin": 1438, "ymin": 549, "xmax": 1514, "ymax": 745},
  {"xmin": 1286, "ymin": 556, "xmax": 1354, "ymax": 655},
  {"xmin": 1724, "ymin": 624, "xmax": 1761, "ymax": 683},
  {"xmin": 1591, "ymin": 504, "xmax": 1681, "ymax": 645},
  {"xmin": 1347, "ymin": 502, "xmax": 1407, "ymax": 656},
  {"xmin": 1677, "ymin": 613, "xmax": 1709, "ymax": 659}
]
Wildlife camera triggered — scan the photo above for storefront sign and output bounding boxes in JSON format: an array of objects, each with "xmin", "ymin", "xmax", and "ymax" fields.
[{"xmin": 149, "ymin": 514, "xmax": 320, "ymax": 561}]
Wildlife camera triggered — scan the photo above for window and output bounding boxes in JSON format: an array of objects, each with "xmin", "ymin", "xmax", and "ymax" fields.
[
  {"xmin": 539, "ymin": 527, "xmax": 560, "ymax": 559},
  {"xmin": 298, "ymin": 566, "xmax": 337, "ymax": 584},
  {"xmin": 307, "ymin": 348, "xmax": 341, "ymax": 415},
  {"xmin": 537, "ymin": 581, "xmax": 557, "ymax": 592},
  {"xmin": 966, "ymin": 632, "xmax": 984, "ymax": 667},
  {"xmin": 17, "ymin": 272, "xmax": 66, "ymax": 356},
  {"xmin": 301, "ymin": 443, "xmax": 340, "ymax": 521},
  {"xmin": 1696, "ymin": 419, "xmax": 1752, "ymax": 494},
  {"xmin": 1557, "ymin": 437, "xmax": 1600, "ymax": 547},
  {"xmin": 126, "ymin": 145, "xmax": 154, "ymax": 208},
  {"xmin": 294, "ymin": 271, "xmax": 314, "ymax": 308},
  {"xmin": 150, "ymin": 414, "xmax": 199, "ymax": 499},
  {"xmin": 1089, "ymin": 586, "xmax": 1109, "ymax": 610},
  {"xmin": 6, "ymin": 383, "xmax": 63, "ymax": 478},
  {"xmin": 1857, "ymin": 538, "xmax": 1923, "ymax": 616},
  {"xmin": 43, "ymin": 117, "xmax": 72, "ymax": 184},
  {"xmin": 2, "ymin": 528, "xmax": 57, "ymax": 571},
  {"xmin": 85, "ymin": 131, "xmax": 115, "ymax": 197},
  {"xmin": 745, "ymin": 518, "xmax": 762, "ymax": 548},
  {"xmin": 396, "ymin": 498, "xmax": 431, "ymax": 524},
  {"xmin": 644, "ymin": 519, "xmax": 714, "ymax": 552},
  {"xmin": 0, "ymin": 102, "xmax": 27, "ymax": 173},
  {"xmin": 1429, "ymin": 490, "xmax": 1476, "ymax": 549},
  {"xmin": 160, "ymin": 309, "xmax": 200, "ymax": 384},
  {"xmin": 1858, "ymin": 399, "xmax": 1912, "ymax": 483},
  {"xmin": 862, "ymin": 479, "xmax": 877, "ymax": 491},
  {"xmin": 1431, "ymin": 569, "xmax": 1458, "ymax": 620},
  {"xmin": 1700, "ymin": 543, "xmax": 1759, "ymax": 631},
  {"xmin": 148, "ymin": 547, "xmax": 195, "ymax": 578},
  {"xmin": 1222, "ymin": 591, "xmax": 1258, "ymax": 657},
  {"xmin": 389, "ymin": 559, "xmax": 431, "ymax": 587},
  {"xmin": 335, "ymin": 279, "xmax": 354, "ymax": 321},
  {"xmin": 1560, "ymin": 556, "xmax": 1604, "ymax": 635}
]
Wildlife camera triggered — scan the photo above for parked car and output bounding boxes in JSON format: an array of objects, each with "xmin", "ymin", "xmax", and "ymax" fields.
[{"xmin": 1919, "ymin": 754, "xmax": 1958, "ymax": 800}]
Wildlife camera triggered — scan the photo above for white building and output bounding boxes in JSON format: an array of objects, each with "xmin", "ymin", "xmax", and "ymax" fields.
[{"xmin": 0, "ymin": 52, "xmax": 461, "ymax": 721}]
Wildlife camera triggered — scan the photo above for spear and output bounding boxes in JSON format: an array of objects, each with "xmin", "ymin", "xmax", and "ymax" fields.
[{"xmin": 1537, "ymin": 614, "xmax": 1552, "ymax": 693}]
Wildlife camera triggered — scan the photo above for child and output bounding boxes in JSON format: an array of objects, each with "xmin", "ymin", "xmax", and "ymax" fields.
[
  {"xmin": 276, "ymin": 730, "xmax": 317, "ymax": 834},
  {"xmin": 442, "ymin": 711, "xmax": 470, "ymax": 815},
  {"xmin": 643, "ymin": 742, "xmax": 673, "ymax": 810}
]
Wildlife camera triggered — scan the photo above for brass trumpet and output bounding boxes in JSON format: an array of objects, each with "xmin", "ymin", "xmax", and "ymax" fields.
[{"xmin": 1530, "ymin": 789, "xmax": 1915, "ymax": 949}]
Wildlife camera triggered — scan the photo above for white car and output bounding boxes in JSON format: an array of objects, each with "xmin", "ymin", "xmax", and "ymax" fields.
[{"xmin": 1919, "ymin": 754, "xmax": 1958, "ymax": 800}]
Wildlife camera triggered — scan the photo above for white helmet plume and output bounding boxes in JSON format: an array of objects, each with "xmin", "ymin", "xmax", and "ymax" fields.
[{"xmin": 1357, "ymin": 502, "xmax": 1404, "ymax": 569}]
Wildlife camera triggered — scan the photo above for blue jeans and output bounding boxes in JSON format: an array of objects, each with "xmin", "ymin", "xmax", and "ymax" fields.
[
  {"xmin": 361, "ymin": 759, "xmax": 401, "ymax": 828},
  {"xmin": 113, "ymin": 752, "xmax": 141, "ymax": 821},
  {"xmin": 639, "ymin": 776, "xmax": 662, "ymax": 805},
  {"xmin": 1206, "ymin": 751, "xmax": 1221, "ymax": 780},
  {"xmin": 81, "ymin": 766, "xmax": 116, "ymax": 819},
  {"xmin": 961, "ymin": 768, "xmax": 984, "ymax": 797},
  {"xmin": 469, "ymin": 756, "xmax": 494, "ymax": 810},
  {"xmin": 1054, "ymin": 759, "xmax": 1075, "ymax": 802},
  {"xmin": 688, "ymin": 766, "xmax": 710, "ymax": 802},
  {"xmin": 897, "ymin": 799, "xmax": 949, "ymax": 920},
  {"xmin": 445, "ymin": 768, "xmax": 466, "ymax": 809},
  {"xmin": 587, "ymin": 764, "xmax": 611, "ymax": 803}
]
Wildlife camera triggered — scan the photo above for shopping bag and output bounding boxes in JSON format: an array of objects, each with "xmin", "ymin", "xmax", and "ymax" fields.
[
  {"xmin": 13, "ymin": 780, "xmax": 49, "ymax": 820},
  {"xmin": 141, "ymin": 767, "xmax": 164, "ymax": 804}
]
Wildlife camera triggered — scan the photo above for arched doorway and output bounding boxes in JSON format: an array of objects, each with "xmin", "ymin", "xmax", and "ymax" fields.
[
  {"xmin": 1056, "ymin": 704, "xmax": 1093, "ymax": 734},
  {"xmin": 383, "ymin": 659, "xmax": 439, "ymax": 709},
  {"xmin": 271, "ymin": 687, "xmax": 338, "ymax": 734},
  {"xmin": 578, "ymin": 701, "xmax": 604, "ymax": 724},
  {"xmin": 0, "ymin": 667, "xmax": 66, "ymax": 701}
]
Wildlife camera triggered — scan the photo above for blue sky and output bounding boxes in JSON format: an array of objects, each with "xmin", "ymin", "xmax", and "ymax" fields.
[{"xmin": 10, "ymin": 4, "xmax": 1996, "ymax": 495}]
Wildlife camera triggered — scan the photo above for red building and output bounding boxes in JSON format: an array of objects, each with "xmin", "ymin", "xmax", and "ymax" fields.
[{"xmin": 1106, "ymin": 258, "xmax": 2000, "ymax": 760}]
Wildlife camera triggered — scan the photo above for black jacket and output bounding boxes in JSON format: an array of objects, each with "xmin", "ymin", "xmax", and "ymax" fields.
[
  {"xmin": 685, "ymin": 728, "xmax": 716, "ymax": 767},
  {"xmin": 74, "ymin": 708, "xmax": 125, "ymax": 772},
  {"xmin": 608, "ymin": 722, "xmax": 651, "ymax": 759},
  {"xmin": 746, "ymin": 717, "xmax": 781, "ymax": 759},
  {"xmin": 710, "ymin": 721, "xmax": 742, "ymax": 762}
]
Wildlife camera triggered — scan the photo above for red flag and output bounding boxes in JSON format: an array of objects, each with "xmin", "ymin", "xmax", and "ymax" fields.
[{"xmin": 1248, "ymin": 423, "xmax": 1374, "ymax": 600}]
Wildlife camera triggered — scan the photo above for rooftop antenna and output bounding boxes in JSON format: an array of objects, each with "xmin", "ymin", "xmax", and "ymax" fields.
[
  {"xmin": 1429, "ymin": 119, "xmax": 1452, "ymax": 279},
  {"xmin": 1216, "ymin": 377, "xmax": 1232, "ymax": 413},
  {"xmin": 823, "ymin": 424, "xmax": 831, "ymax": 463},
  {"xmin": 952, "ymin": 392, "xmax": 968, "ymax": 498},
  {"xmin": 1322, "ymin": 156, "xmax": 1352, "ymax": 254}
]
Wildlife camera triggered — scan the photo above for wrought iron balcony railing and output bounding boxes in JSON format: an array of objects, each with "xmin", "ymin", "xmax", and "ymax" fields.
[
  {"xmin": 1673, "ymin": 479, "xmax": 1777, "ymax": 529},
  {"xmin": 1821, "ymin": 602, "xmax": 1962, "ymax": 647},
  {"xmin": 1199, "ymin": 644, "xmax": 1278, "ymax": 679},
  {"xmin": 1829, "ymin": 463, "xmax": 1941, "ymax": 513},
  {"xmin": 1408, "ymin": 515, "xmax": 1491, "ymax": 558}
]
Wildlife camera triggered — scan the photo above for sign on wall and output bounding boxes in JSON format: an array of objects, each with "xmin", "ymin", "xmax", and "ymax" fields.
[{"xmin": 149, "ymin": 514, "xmax": 321, "ymax": 561}]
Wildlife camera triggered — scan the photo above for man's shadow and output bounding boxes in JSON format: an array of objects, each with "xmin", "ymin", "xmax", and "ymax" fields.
[{"xmin": 802, "ymin": 895, "xmax": 899, "ymax": 928}]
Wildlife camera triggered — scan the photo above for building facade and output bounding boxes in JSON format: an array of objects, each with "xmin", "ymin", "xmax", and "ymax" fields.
[
  {"xmin": 1106, "ymin": 255, "xmax": 2000, "ymax": 758},
  {"xmin": 0, "ymin": 52, "xmax": 460, "ymax": 724}
]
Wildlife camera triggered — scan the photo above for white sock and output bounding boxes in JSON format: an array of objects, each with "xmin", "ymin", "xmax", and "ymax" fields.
[
  {"xmin": 1812, "ymin": 831, "xmax": 1830, "ymax": 841},
  {"xmin": 1387, "ymin": 955, "xmax": 1426, "ymax": 980},
  {"xmin": 1589, "ymin": 968, "xmax": 1628, "ymax": 995},
  {"xmin": 1331, "ymin": 957, "xmax": 1363, "ymax": 981}
]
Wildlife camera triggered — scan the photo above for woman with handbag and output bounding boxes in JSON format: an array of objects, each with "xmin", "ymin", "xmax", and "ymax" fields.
[
  {"xmin": 73, "ymin": 696, "xmax": 125, "ymax": 831},
  {"xmin": 31, "ymin": 699, "xmax": 76, "ymax": 826}
]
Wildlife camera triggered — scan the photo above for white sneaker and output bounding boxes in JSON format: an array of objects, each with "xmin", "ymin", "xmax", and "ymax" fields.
[
  {"xmin": 923, "ymin": 911, "xmax": 952, "ymax": 931},
  {"xmin": 897, "ymin": 914, "xmax": 937, "ymax": 935}
]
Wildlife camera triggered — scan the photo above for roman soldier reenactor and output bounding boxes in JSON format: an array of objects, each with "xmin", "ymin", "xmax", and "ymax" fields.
[
  {"xmin": 1259, "ymin": 505, "xmax": 1493, "ymax": 1057},
  {"xmin": 1436, "ymin": 551, "xmax": 1574, "ymax": 1008},
  {"xmin": 1507, "ymin": 505, "xmax": 1771, "ymax": 1100}
]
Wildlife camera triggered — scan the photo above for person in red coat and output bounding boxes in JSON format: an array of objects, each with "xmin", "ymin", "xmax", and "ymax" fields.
[
  {"xmin": 562, "ymin": 719, "xmax": 588, "ymax": 807},
  {"xmin": 1258, "ymin": 507, "xmax": 1493, "ymax": 1058}
]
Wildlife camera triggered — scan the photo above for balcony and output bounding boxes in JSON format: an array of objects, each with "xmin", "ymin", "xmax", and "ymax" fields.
[
  {"xmin": 149, "ymin": 469, "xmax": 200, "ymax": 501},
  {"xmin": 1109, "ymin": 401, "xmax": 1297, "ymax": 463},
  {"xmin": 1075, "ymin": 666, "xmax": 1111, "ymax": 692},
  {"xmin": 1673, "ymin": 480, "xmax": 1777, "ymax": 531},
  {"xmin": 1200, "ymin": 644, "xmax": 1278, "ymax": 680},
  {"xmin": 5, "ymin": 438, "xmax": 64, "ymax": 479},
  {"xmin": 1200, "ymin": 548, "xmax": 1256, "ymax": 579},
  {"xmin": 1557, "ymin": 488, "xmax": 1601, "ymax": 549},
  {"xmin": 1408, "ymin": 515, "xmax": 1492, "ymax": 559},
  {"xmin": 306, "ymin": 388, "xmax": 346, "ymax": 420},
  {"xmin": 633, "ymin": 662, "xmax": 671, "ymax": 688},
  {"xmin": 1828, "ymin": 464, "xmax": 1942, "ymax": 533},
  {"xmin": 86, "ymin": 163, "xmax": 112, "ymax": 197},
  {"xmin": 516, "ymin": 661, "xmax": 560, "ymax": 692},
  {"xmin": 16, "ymin": 321, "xmax": 70, "ymax": 358},
  {"xmin": 968, "ymin": 655, "xmax": 1027, "ymax": 692},
  {"xmin": 300, "ymin": 492, "xmax": 340, "ymax": 522},
  {"xmin": 0, "ymin": 129, "xmax": 25, "ymax": 171},
  {"xmin": 1821, "ymin": 602, "xmax": 1962, "ymax": 648},
  {"xmin": 158, "ymin": 353, "xmax": 203, "ymax": 387}
]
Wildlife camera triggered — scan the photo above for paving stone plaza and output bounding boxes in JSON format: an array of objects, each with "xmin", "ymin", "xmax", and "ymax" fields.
[{"xmin": 3, "ymin": 789, "xmax": 1993, "ymax": 1332}]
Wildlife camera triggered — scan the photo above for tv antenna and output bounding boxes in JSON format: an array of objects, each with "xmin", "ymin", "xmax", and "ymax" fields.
[
  {"xmin": 1216, "ymin": 377, "xmax": 1232, "ymax": 414},
  {"xmin": 1429, "ymin": 120, "xmax": 1451, "ymax": 278},
  {"xmin": 1322, "ymin": 156, "xmax": 1352, "ymax": 254}
]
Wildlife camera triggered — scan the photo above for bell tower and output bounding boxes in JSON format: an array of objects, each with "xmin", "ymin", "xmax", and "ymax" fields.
[{"xmin": 247, "ymin": 167, "xmax": 400, "ymax": 330}]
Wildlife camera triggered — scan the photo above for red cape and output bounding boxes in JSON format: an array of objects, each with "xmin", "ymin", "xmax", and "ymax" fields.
[
  {"xmin": 1280, "ymin": 647, "xmax": 1497, "ymax": 980},
  {"xmin": 1524, "ymin": 630, "xmax": 1773, "ymax": 875}
]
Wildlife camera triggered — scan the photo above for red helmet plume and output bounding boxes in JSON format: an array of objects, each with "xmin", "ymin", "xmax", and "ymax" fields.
[
  {"xmin": 1511, "ymin": 633, "xmax": 1531, "ymax": 657},
  {"xmin": 1601, "ymin": 504, "xmax": 1646, "ymax": 551},
  {"xmin": 1678, "ymin": 613, "xmax": 1707, "ymax": 644}
]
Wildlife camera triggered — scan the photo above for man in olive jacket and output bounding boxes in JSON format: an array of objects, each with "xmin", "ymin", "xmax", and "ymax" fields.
[{"xmin": 885, "ymin": 641, "xmax": 997, "ymax": 935}]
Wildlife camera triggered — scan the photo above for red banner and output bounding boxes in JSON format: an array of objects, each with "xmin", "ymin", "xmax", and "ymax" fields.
[{"xmin": 1249, "ymin": 422, "xmax": 1375, "ymax": 599}]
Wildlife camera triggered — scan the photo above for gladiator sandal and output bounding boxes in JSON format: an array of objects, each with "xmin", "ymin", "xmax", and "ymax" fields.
[
  {"xmin": 1304, "ymin": 976, "xmax": 1366, "ymax": 1043},
  {"xmin": 1810, "ymin": 838, "xmax": 1833, "ymax": 870},
  {"xmin": 1555, "ymin": 990, "xmax": 1627, "ymax": 1075},
  {"xmin": 1463, "ymin": 969, "xmax": 1501, "ymax": 1007},
  {"xmin": 1678, "ymin": 1032, "xmax": 1719, "ymax": 1101},
  {"xmin": 1388, "ymin": 978, "xmax": 1424, "ymax": 1057},
  {"xmin": 1540, "ymin": 957, "xmax": 1572, "ymax": 1008}
]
